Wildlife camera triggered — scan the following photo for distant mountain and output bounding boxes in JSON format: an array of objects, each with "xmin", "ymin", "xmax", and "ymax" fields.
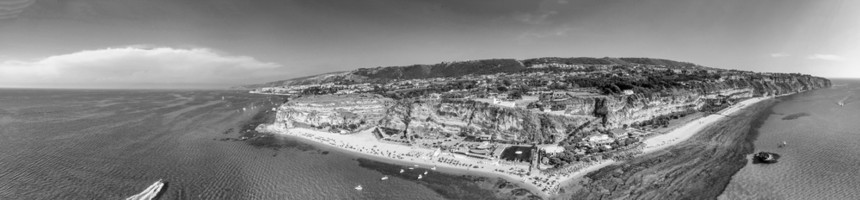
[{"xmin": 243, "ymin": 57, "xmax": 721, "ymax": 88}]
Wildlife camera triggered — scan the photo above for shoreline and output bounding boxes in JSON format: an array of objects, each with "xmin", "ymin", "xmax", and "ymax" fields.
[
  {"xmin": 257, "ymin": 95, "xmax": 781, "ymax": 198},
  {"xmin": 258, "ymin": 125, "xmax": 555, "ymax": 197},
  {"xmin": 566, "ymin": 96, "xmax": 782, "ymax": 199},
  {"xmin": 640, "ymin": 96, "xmax": 771, "ymax": 154}
]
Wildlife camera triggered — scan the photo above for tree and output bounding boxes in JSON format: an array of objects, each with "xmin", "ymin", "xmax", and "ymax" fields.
[{"xmin": 509, "ymin": 90, "xmax": 524, "ymax": 100}]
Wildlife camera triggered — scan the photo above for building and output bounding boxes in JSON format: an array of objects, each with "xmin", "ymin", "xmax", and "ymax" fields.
[
  {"xmin": 540, "ymin": 146, "xmax": 565, "ymax": 154},
  {"xmin": 539, "ymin": 92, "xmax": 569, "ymax": 101},
  {"xmin": 622, "ymin": 90, "xmax": 635, "ymax": 95},
  {"xmin": 608, "ymin": 129, "xmax": 628, "ymax": 138},
  {"xmin": 585, "ymin": 134, "xmax": 615, "ymax": 145}
]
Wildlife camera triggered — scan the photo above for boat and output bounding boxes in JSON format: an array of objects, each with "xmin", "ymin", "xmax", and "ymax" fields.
[
  {"xmin": 355, "ymin": 185, "xmax": 363, "ymax": 191},
  {"xmin": 126, "ymin": 179, "xmax": 166, "ymax": 200},
  {"xmin": 431, "ymin": 166, "xmax": 437, "ymax": 170},
  {"xmin": 381, "ymin": 176, "xmax": 389, "ymax": 180},
  {"xmin": 408, "ymin": 167, "xmax": 414, "ymax": 170},
  {"xmin": 417, "ymin": 175, "xmax": 423, "ymax": 180},
  {"xmin": 423, "ymin": 171, "xmax": 428, "ymax": 175},
  {"xmin": 399, "ymin": 169, "xmax": 404, "ymax": 173},
  {"xmin": 778, "ymin": 141, "xmax": 787, "ymax": 148},
  {"xmin": 753, "ymin": 152, "xmax": 780, "ymax": 164}
]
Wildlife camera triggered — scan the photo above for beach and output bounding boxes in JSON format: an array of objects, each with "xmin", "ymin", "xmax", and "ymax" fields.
[
  {"xmin": 259, "ymin": 95, "xmax": 777, "ymax": 198},
  {"xmin": 259, "ymin": 124, "xmax": 564, "ymax": 196},
  {"xmin": 641, "ymin": 96, "xmax": 770, "ymax": 154}
]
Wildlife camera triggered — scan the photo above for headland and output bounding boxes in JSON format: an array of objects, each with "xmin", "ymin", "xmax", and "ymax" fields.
[
  {"xmin": 257, "ymin": 94, "xmax": 775, "ymax": 197},
  {"xmin": 244, "ymin": 56, "xmax": 830, "ymax": 198}
]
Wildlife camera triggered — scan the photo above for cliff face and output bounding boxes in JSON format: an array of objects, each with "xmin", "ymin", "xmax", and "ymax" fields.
[
  {"xmin": 276, "ymin": 94, "xmax": 392, "ymax": 132},
  {"xmin": 383, "ymin": 99, "xmax": 594, "ymax": 143},
  {"xmin": 601, "ymin": 75, "xmax": 831, "ymax": 128},
  {"xmin": 273, "ymin": 75, "xmax": 830, "ymax": 143}
]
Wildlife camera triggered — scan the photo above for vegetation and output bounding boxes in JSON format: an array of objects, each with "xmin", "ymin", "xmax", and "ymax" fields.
[{"xmin": 354, "ymin": 59, "xmax": 525, "ymax": 80}]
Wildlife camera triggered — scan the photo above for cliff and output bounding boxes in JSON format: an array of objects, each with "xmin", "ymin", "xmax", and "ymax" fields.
[
  {"xmin": 272, "ymin": 74, "xmax": 830, "ymax": 144},
  {"xmin": 277, "ymin": 93, "xmax": 392, "ymax": 132}
]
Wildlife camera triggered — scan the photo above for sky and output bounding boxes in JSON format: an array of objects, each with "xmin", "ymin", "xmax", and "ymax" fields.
[{"xmin": 0, "ymin": 0, "xmax": 858, "ymax": 89}]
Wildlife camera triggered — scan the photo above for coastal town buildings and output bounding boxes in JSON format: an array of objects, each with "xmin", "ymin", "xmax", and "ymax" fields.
[{"xmin": 253, "ymin": 57, "xmax": 829, "ymax": 189}]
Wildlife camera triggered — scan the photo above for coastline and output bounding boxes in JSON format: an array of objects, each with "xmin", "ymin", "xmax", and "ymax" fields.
[
  {"xmin": 550, "ymin": 96, "xmax": 774, "ymax": 197},
  {"xmin": 566, "ymin": 97, "xmax": 780, "ymax": 199},
  {"xmin": 640, "ymin": 96, "xmax": 770, "ymax": 154},
  {"xmin": 257, "ymin": 95, "xmax": 782, "ymax": 198},
  {"xmin": 258, "ymin": 124, "xmax": 552, "ymax": 197}
]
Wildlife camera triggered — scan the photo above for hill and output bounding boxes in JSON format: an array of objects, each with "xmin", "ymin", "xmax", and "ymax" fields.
[{"xmin": 244, "ymin": 57, "xmax": 720, "ymax": 88}]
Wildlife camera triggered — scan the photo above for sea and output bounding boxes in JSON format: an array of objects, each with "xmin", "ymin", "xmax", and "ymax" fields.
[
  {"xmin": 0, "ymin": 89, "xmax": 447, "ymax": 199},
  {"xmin": 719, "ymin": 79, "xmax": 860, "ymax": 200},
  {"xmin": 2, "ymin": 79, "xmax": 859, "ymax": 200}
]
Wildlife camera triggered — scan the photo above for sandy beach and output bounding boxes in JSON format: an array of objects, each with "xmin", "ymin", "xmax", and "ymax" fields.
[
  {"xmin": 258, "ymin": 96, "xmax": 776, "ymax": 197},
  {"xmin": 258, "ymin": 123, "xmax": 604, "ymax": 196},
  {"xmin": 641, "ymin": 97, "xmax": 770, "ymax": 154}
]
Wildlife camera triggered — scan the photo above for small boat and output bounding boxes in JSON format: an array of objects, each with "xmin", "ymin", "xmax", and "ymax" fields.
[
  {"xmin": 423, "ymin": 171, "xmax": 428, "ymax": 175},
  {"xmin": 408, "ymin": 167, "xmax": 414, "ymax": 170},
  {"xmin": 380, "ymin": 176, "xmax": 389, "ymax": 180},
  {"xmin": 399, "ymin": 169, "xmax": 404, "ymax": 173},
  {"xmin": 778, "ymin": 141, "xmax": 787, "ymax": 148},
  {"xmin": 753, "ymin": 152, "xmax": 780, "ymax": 164},
  {"xmin": 355, "ymin": 185, "xmax": 363, "ymax": 191},
  {"xmin": 417, "ymin": 175, "xmax": 423, "ymax": 180},
  {"xmin": 431, "ymin": 166, "xmax": 437, "ymax": 170},
  {"xmin": 126, "ymin": 179, "xmax": 166, "ymax": 200}
]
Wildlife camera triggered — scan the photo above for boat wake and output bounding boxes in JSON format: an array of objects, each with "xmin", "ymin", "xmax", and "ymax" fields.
[
  {"xmin": 126, "ymin": 179, "xmax": 167, "ymax": 200},
  {"xmin": 837, "ymin": 94, "xmax": 853, "ymax": 107}
]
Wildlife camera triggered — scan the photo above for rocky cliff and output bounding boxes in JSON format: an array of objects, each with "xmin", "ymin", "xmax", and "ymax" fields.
[
  {"xmin": 272, "ymin": 74, "xmax": 830, "ymax": 144},
  {"xmin": 277, "ymin": 93, "xmax": 392, "ymax": 132}
]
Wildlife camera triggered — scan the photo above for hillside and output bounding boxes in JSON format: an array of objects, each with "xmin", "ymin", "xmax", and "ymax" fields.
[
  {"xmin": 245, "ymin": 57, "xmax": 720, "ymax": 88},
  {"xmin": 255, "ymin": 55, "xmax": 831, "ymax": 198}
]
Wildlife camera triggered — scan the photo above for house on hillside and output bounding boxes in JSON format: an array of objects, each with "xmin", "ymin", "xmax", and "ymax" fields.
[
  {"xmin": 622, "ymin": 90, "xmax": 635, "ymax": 95},
  {"xmin": 585, "ymin": 134, "xmax": 615, "ymax": 145},
  {"xmin": 539, "ymin": 92, "xmax": 570, "ymax": 101},
  {"xmin": 609, "ymin": 129, "xmax": 628, "ymax": 139}
]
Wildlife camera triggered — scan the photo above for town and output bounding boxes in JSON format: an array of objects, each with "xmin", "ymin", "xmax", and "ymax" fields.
[
  {"xmin": 252, "ymin": 57, "xmax": 823, "ymax": 194},
  {"xmin": 253, "ymin": 57, "xmax": 809, "ymax": 166}
]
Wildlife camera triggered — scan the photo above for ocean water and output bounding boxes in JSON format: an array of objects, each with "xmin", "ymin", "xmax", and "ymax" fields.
[
  {"xmin": 0, "ymin": 89, "xmax": 446, "ymax": 199},
  {"xmin": 8, "ymin": 81, "xmax": 852, "ymax": 200},
  {"xmin": 719, "ymin": 79, "xmax": 860, "ymax": 200}
]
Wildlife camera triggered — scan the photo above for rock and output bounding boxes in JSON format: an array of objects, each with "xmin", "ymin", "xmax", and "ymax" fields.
[{"xmin": 271, "ymin": 76, "xmax": 830, "ymax": 144}]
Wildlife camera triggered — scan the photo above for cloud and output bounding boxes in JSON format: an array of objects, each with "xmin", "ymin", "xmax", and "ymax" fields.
[
  {"xmin": 806, "ymin": 54, "xmax": 845, "ymax": 61},
  {"xmin": 770, "ymin": 53, "xmax": 790, "ymax": 58},
  {"xmin": 0, "ymin": 0, "xmax": 35, "ymax": 20},
  {"xmin": 0, "ymin": 46, "xmax": 286, "ymax": 89}
]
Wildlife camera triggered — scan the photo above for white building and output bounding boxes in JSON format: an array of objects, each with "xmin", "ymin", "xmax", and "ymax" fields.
[
  {"xmin": 586, "ymin": 134, "xmax": 615, "ymax": 145},
  {"xmin": 541, "ymin": 146, "xmax": 565, "ymax": 154},
  {"xmin": 622, "ymin": 90, "xmax": 635, "ymax": 95}
]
